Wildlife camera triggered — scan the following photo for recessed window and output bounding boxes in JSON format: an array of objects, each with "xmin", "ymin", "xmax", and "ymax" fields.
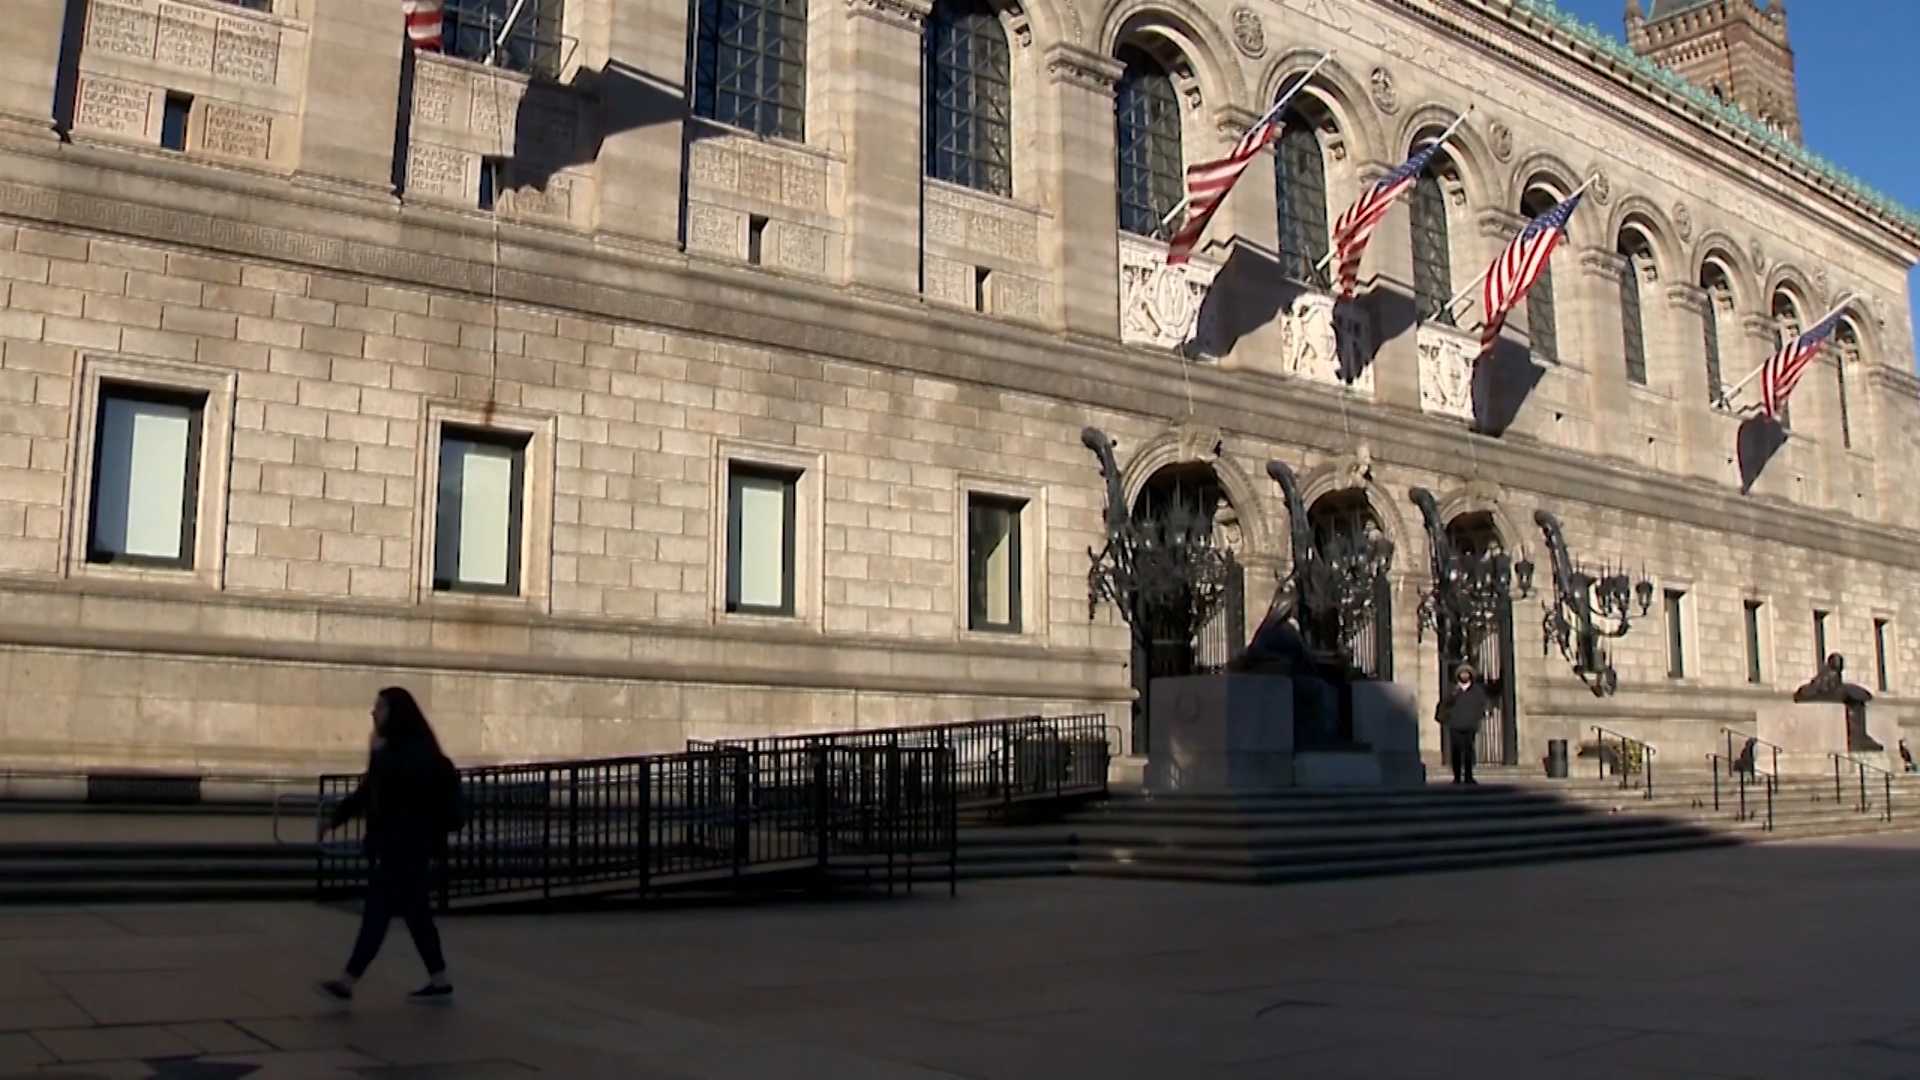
[
  {"xmin": 748, "ymin": 215, "xmax": 768, "ymax": 266},
  {"xmin": 1663, "ymin": 589, "xmax": 1686, "ymax": 679},
  {"xmin": 1813, "ymin": 609, "xmax": 1829, "ymax": 668},
  {"xmin": 1744, "ymin": 600, "xmax": 1765, "ymax": 684},
  {"xmin": 967, "ymin": 495, "xmax": 1023, "ymax": 633},
  {"xmin": 88, "ymin": 385, "xmax": 206, "ymax": 569},
  {"xmin": 726, "ymin": 465, "xmax": 798, "ymax": 616},
  {"xmin": 973, "ymin": 267, "xmax": 989, "ymax": 313},
  {"xmin": 1874, "ymin": 618, "xmax": 1892, "ymax": 693},
  {"xmin": 478, "ymin": 158, "xmax": 503, "ymax": 212},
  {"xmin": 161, "ymin": 93, "xmax": 191, "ymax": 152},
  {"xmin": 434, "ymin": 428, "xmax": 529, "ymax": 595}
]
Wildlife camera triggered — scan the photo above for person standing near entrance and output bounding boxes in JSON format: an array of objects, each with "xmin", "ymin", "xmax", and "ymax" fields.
[
  {"xmin": 1439, "ymin": 662, "xmax": 1495, "ymax": 785},
  {"xmin": 319, "ymin": 686, "xmax": 461, "ymax": 1001}
]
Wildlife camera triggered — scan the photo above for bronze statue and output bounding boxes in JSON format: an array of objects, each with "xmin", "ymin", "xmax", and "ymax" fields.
[{"xmin": 1792, "ymin": 653, "xmax": 1881, "ymax": 753}]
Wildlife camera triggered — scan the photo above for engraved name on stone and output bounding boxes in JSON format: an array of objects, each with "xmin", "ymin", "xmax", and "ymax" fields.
[
  {"xmin": 738, "ymin": 155, "xmax": 782, "ymax": 203},
  {"xmin": 214, "ymin": 19, "xmax": 279, "ymax": 85},
  {"xmin": 782, "ymin": 164, "xmax": 825, "ymax": 212},
  {"xmin": 470, "ymin": 83, "xmax": 524, "ymax": 138},
  {"xmin": 689, "ymin": 142, "xmax": 739, "ymax": 190},
  {"xmin": 991, "ymin": 274, "xmax": 1043, "ymax": 321},
  {"xmin": 413, "ymin": 67, "xmax": 460, "ymax": 128},
  {"xmin": 687, "ymin": 204, "xmax": 744, "ymax": 258},
  {"xmin": 923, "ymin": 256, "xmax": 972, "ymax": 308},
  {"xmin": 408, "ymin": 143, "xmax": 470, "ymax": 199},
  {"xmin": 777, "ymin": 224, "xmax": 827, "ymax": 275},
  {"xmin": 88, "ymin": 3, "xmax": 158, "ymax": 59},
  {"xmin": 156, "ymin": 4, "xmax": 216, "ymax": 71},
  {"xmin": 201, "ymin": 102, "xmax": 271, "ymax": 160},
  {"xmin": 510, "ymin": 179, "xmax": 571, "ymax": 220},
  {"xmin": 76, "ymin": 77, "xmax": 153, "ymax": 137}
]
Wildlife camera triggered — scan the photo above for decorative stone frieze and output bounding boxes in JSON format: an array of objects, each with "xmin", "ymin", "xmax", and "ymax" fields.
[
  {"xmin": 923, "ymin": 182, "xmax": 1043, "ymax": 265},
  {"xmin": 1276, "ymin": 292, "xmax": 1374, "ymax": 395},
  {"xmin": 1418, "ymin": 321, "xmax": 1479, "ymax": 422},
  {"xmin": 1119, "ymin": 234, "xmax": 1215, "ymax": 351}
]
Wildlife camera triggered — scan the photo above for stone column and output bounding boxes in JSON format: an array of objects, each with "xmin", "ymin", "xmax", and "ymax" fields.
[
  {"xmin": 1576, "ymin": 246, "xmax": 1630, "ymax": 459},
  {"xmin": 595, "ymin": 0, "xmax": 695, "ymax": 249},
  {"xmin": 1204, "ymin": 106, "xmax": 1286, "ymax": 373},
  {"xmin": 0, "ymin": 0, "xmax": 70, "ymax": 138},
  {"xmin": 295, "ymin": 0, "xmax": 405, "ymax": 197},
  {"xmin": 839, "ymin": 0, "xmax": 930, "ymax": 297},
  {"xmin": 1665, "ymin": 282, "xmax": 1721, "ymax": 482},
  {"xmin": 1041, "ymin": 44, "xmax": 1122, "ymax": 342}
]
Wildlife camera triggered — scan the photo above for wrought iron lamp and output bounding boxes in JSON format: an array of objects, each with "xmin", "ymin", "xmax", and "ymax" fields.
[
  {"xmin": 1409, "ymin": 488, "xmax": 1517, "ymax": 648},
  {"xmin": 1533, "ymin": 510, "xmax": 1653, "ymax": 697},
  {"xmin": 1265, "ymin": 462, "xmax": 1394, "ymax": 670}
]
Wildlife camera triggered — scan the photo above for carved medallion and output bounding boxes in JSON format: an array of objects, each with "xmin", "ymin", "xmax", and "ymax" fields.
[
  {"xmin": 1814, "ymin": 265, "xmax": 1831, "ymax": 299},
  {"xmin": 1489, "ymin": 121, "xmax": 1513, "ymax": 163},
  {"xmin": 1750, "ymin": 239, "xmax": 1767, "ymax": 275},
  {"xmin": 1230, "ymin": 7, "xmax": 1266, "ymax": 58},
  {"xmin": 1673, "ymin": 202, "xmax": 1693, "ymax": 242},
  {"xmin": 1369, "ymin": 67, "xmax": 1398, "ymax": 115},
  {"xmin": 1589, "ymin": 169, "xmax": 1612, "ymax": 206}
]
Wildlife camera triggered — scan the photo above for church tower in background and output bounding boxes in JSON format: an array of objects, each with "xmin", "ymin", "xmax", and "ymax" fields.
[{"xmin": 1626, "ymin": 0, "xmax": 1802, "ymax": 142}]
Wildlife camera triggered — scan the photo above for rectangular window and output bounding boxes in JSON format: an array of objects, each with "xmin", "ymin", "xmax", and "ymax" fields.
[
  {"xmin": 443, "ymin": 0, "xmax": 566, "ymax": 79},
  {"xmin": 88, "ymin": 385, "xmax": 205, "ymax": 568},
  {"xmin": 161, "ymin": 93, "xmax": 191, "ymax": 152},
  {"xmin": 1813, "ymin": 609, "xmax": 1829, "ymax": 669},
  {"xmin": 478, "ymin": 158, "xmax": 502, "ymax": 212},
  {"xmin": 967, "ymin": 495, "xmax": 1023, "ymax": 632},
  {"xmin": 726, "ymin": 465, "xmax": 798, "ymax": 616},
  {"xmin": 748, "ymin": 215, "xmax": 768, "ymax": 266},
  {"xmin": 1875, "ymin": 618, "xmax": 1891, "ymax": 693},
  {"xmin": 1664, "ymin": 589, "xmax": 1686, "ymax": 679},
  {"xmin": 434, "ymin": 428, "xmax": 528, "ymax": 595},
  {"xmin": 1744, "ymin": 600, "xmax": 1764, "ymax": 684}
]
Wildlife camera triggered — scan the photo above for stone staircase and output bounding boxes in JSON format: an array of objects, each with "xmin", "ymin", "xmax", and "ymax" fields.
[{"xmin": 947, "ymin": 764, "xmax": 1920, "ymax": 884}]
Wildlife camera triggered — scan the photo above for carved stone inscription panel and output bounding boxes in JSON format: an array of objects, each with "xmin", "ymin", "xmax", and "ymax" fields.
[
  {"xmin": 1119, "ymin": 235, "xmax": 1216, "ymax": 350},
  {"xmin": 687, "ymin": 138, "xmax": 828, "ymax": 215},
  {"xmin": 75, "ymin": 76, "xmax": 154, "ymax": 139},
  {"xmin": 407, "ymin": 143, "xmax": 471, "ymax": 201},
  {"xmin": 156, "ymin": 4, "xmax": 216, "ymax": 71},
  {"xmin": 1417, "ymin": 323, "xmax": 1478, "ymax": 422},
  {"xmin": 201, "ymin": 102, "xmax": 272, "ymax": 160},
  {"xmin": 88, "ymin": 3, "xmax": 159, "ymax": 59},
  {"xmin": 925, "ymin": 184, "xmax": 1039, "ymax": 264},
  {"xmin": 214, "ymin": 17, "xmax": 280, "ymax": 85}
]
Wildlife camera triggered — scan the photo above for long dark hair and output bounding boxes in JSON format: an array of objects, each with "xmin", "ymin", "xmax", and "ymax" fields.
[{"xmin": 376, "ymin": 686, "xmax": 445, "ymax": 759}]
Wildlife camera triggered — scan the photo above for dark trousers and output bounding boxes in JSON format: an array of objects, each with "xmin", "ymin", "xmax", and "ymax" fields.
[
  {"xmin": 1448, "ymin": 729, "xmax": 1478, "ymax": 782},
  {"xmin": 346, "ymin": 853, "xmax": 445, "ymax": 978}
]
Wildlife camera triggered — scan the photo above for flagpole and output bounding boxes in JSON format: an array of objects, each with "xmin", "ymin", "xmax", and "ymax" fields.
[
  {"xmin": 1314, "ymin": 105, "xmax": 1475, "ymax": 276},
  {"xmin": 1715, "ymin": 293, "xmax": 1858, "ymax": 407},
  {"xmin": 485, "ymin": 0, "xmax": 532, "ymax": 65},
  {"xmin": 1159, "ymin": 52, "xmax": 1336, "ymax": 230},
  {"xmin": 1441, "ymin": 171, "xmax": 1601, "ymax": 323}
]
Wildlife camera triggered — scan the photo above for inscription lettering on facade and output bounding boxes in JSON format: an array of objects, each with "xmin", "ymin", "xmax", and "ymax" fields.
[
  {"xmin": 990, "ymin": 273, "xmax": 1043, "ymax": 321},
  {"xmin": 687, "ymin": 203, "xmax": 745, "ymax": 259},
  {"xmin": 201, "ymin": 102, "xmax": 272, "ymax": 160},
  {"xmin": 156, "ymin": 4, "xmax": 216, "ymax": 71},
  {"xmin": 407, "ymin": 143, "xmax": 470, "ymax": 200},
  {"xmin": 775, "ymin": 223, "xmax": 828, "ymax": 276},
  {"xmin": 76, "ymin": 77, "xmax": 153, "ymax": 138},
  {"xmin": 783, "ymin": 165, "xmax": 825, "ymax": 212},
  {"xmin": 688, "ymin": 142, "xmax": 739, "ymax": 191},
  {"xmin": 924, "ymin": 185, "xmax": 1040, "ymax": 262},
  {"xmin": 508, "ymin": 178, "xmax": 572, "ymax": 221},
  {"xmin": 923, "ymin": 256, "xmax": 973, "ymax": 308},
  {"xmin": 214, "ymin": 19, "xmax": 279, "ymax": 85},
  {"xmin": 518, "ymin": 103, "xmax": 577, "ymax": 161},
  {"xmin": 470, "ymin": 81, "xmax": 524, "ymax": 141},
  {"xmin": 413, "ymin": 67, "xmax": 460, "ymax": 128},
  {"xmin": 738, "ymin": 155, "xmax": 783, "ymax": 203},
  {"xmin": 88, "ymin": 2, "xmax": 158, "ymax": 59}
]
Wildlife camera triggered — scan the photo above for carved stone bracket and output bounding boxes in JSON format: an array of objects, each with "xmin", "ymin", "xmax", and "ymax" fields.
[
  {"xmin": 1577, "ymin": 247, "xmax": 1627, "ymax": 281},
  {"xmin": 1476, "ymin": 208, "xmax": 1523, "ymax": 240},
  {"xmin": 1120, "ymin": 234, "xmax": 1217, "ymax": 351},
  {"xmin": 1664, "ymin": 282, "xmax": 1710, "ymax": 315},
  {"xmin": 845, "ymin": 0, "xmax": 929, "ymax": 30},
  {"xmin": 1044, "ymin": 43, "xmax": 1122, "ymax": 93},
  {"xmin": 1417, "ymin": 322, "xmax": 1477, "ymax": 423}
]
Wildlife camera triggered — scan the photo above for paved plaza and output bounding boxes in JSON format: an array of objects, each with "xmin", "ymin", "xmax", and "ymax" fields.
[{"xmin": 4, "ymin": 834, "xmax": 1920, "ymax": 1078}]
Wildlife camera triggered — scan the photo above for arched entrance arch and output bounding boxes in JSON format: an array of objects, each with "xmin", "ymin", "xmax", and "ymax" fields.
[
  {"xmin": 1305, "ymin": 487, "xmax": 1394, "ymax": 680},
  {"xmin": 1439, "ymin": 509, "xmax": 1520, "ymax": 766}
]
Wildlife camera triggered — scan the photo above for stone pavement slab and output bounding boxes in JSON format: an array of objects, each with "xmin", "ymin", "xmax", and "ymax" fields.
[{"xmin": 1, "ymin": 833, "xmax": 1919, "ymax": 1076}]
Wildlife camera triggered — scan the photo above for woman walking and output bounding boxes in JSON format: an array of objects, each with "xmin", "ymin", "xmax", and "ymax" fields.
[{"xmin": 319, "ymin": 686, "xmax": 459, "ymax": 1001}]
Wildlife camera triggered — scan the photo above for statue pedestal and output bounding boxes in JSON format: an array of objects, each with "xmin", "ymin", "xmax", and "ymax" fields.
[
  {"xmin": 1145, "ymin": 675, "xmax": 1426, "ymax": 792},
  {"xmin": 1754, "ymin": 701, "xmax": 1899, "ymax": 776}
]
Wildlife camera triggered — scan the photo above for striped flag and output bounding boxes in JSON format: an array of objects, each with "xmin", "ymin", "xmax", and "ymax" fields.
[
  {"xmin": 1165, "ymin": 98, "xmax": 1289, "ymax": 266},
  {"xmin": 1479, "ymin": 192, "xmax": 1584, "ymax": 357},
  {"xmin": 1760, "ymin": 308, "xmax": 1844, "ymax": 420},
  {"xmin": 404, "ymin": 0, "xmax": 444, "ymax": 50},
  {"xmin": 1331, "ymin": 141, "xmax": 1443, "ymax": 300}
]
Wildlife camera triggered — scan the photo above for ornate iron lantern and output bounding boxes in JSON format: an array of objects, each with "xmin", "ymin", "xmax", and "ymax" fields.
[
  {"xmin": 1409, "ymin": 488, "xmax": 1521, "ymax": 651},
  {"xmin": 1533, "ymin": 510, "xmax": 1653, "ymax": 697}
]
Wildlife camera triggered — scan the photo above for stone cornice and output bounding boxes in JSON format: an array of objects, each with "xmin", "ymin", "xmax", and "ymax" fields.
[
  {"xmin": 3, "ymin": 151, "xmax": 1917, "ymax": 572},
  {"xmin": 1042, "ymin": 43, "xmax": 1123, "ymax": 93}
]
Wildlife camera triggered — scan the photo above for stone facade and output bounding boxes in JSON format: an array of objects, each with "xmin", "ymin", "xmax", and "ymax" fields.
[
  {"xmin": 1628, "ymin": 0, "xmax": 1802, "ymax": 142},
  {"xmin": 0, "ymin": 0, "xmax": 1913, "ymax": 778}
]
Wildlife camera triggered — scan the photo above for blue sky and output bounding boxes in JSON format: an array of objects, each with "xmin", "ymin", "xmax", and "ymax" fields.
[{"xmin": 1560, "ymin": 0, "xmax": 1920, "ymax": 365}]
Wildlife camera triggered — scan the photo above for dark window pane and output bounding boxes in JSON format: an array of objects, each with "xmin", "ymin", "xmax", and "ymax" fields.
[
  {"xmin": 1527, "ymin": 261, "xmax": 1559, "ymax": 364},
  {"xmin": 1703, "ymin": 290, "xmax": 1725, "ymax": 404},
  {"xmin": 967, "ymin": 496, "xmax": 1023, "ymax": 632},
  {"xmin": 925, "ymin": 0, "xmax": 1011, "ymax": 196},
  {"xmin": 1813, "ymin": 610, "xmax": 1828, "ymax": 669},
  {"xmin": 1621, "ymin": 253, "xmax": 1647, "ymax": 385},
  {"xmin": 1664, "ymin": 589, "xmax": 1685, "ymax": 679},
  {"xmin": 1410, "ymin": 169, "xmax": 1453, "ymax": 323},
  {"xmin": 1745, "ymin": 601, "xmax": 1764, "ymax": 684},
  {"xmin": 1274, "ymin": 120, "xmax": 1329, "ymax": 288},
  {"xmin": 161, "ymin": 93, "xmax": 191, "ymax": 152},
  {"xmin": 693, "ymin": 0, "xmax": 807, "ymax": 140},
  {"xmin": 1874, "ymin": 619, "xmax": 1890, "ymax": 693},
  {"xmin": 442, "ymin": 0, "xmax": 566, "ymax": 79},
  {"xmin": 1113, "ymin": 47, "xmax": 1182, "ymax": 239}
]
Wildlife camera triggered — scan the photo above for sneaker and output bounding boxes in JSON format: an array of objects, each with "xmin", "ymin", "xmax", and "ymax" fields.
[
  {"xmin": 318, "ymin": 979, "xmax": 354, "ymax": 1001},
  {"xmin": 408, "ymin": 983, "xmax": 454, "ymax": 1001}
]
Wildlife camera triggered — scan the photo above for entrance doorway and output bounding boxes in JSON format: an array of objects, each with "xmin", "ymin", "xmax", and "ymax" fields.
[
  {"xmin": 1443, "ymin": 512, "xmax": 1518, "ymax": 766},
  {"xmin": 1306, "ymin": 489, "xmax": 1393, "ymax": 680}
]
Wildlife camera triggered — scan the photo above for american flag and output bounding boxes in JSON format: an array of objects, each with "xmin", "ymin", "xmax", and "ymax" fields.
[
  {"xmin": 1165, "ymin": 97, "xmax": 1289, "ymax": 266},
  {"xmin": 1331, "ymin": 141, "xmax": 1443, "ymax": 300},
  {"xmin": 1760, "ymin": 308, "xmax": 1844, "ymax": 420},
  {"xmin": 404, "ymin": 0, "xmax": 444, "ymax": 50},
  {"xmin": 1479, "ymin": 192, "xmax": 1584, "ymax": 357}
]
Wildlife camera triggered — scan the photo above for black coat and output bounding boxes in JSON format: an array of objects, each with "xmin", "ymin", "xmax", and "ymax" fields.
[
  {"xmin": 329, "ymin": 738, "xmax": 458, "ymax": 858},
  {"xmin": 1439, "ymin": 678, "xmax": 1497, "ymax": 733}
]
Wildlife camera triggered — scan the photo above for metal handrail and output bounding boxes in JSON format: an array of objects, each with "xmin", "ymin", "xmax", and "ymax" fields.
[
  {"xmin": 1706, "ymin": 752, "xmax": 1774, "ymax": 832},
  {"xmin": 1719, "ymin": 727, "xmax": 1784, "ymax": 780},
  {"xmin": 1827, "ymin": 752, "xmax": 1895, "ymax": 822},
  {"xmin": 1592, "ymin": 726, "xmax": 1655, "ymax": 799}
]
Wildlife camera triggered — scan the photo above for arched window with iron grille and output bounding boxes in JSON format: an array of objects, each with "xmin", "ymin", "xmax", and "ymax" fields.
[
  {"xmin": 1113, "ymin": 47, "xmax": 1183, "ymax": 239},
  {"xmin": 692, "ymin": 0, "xmax": 808, "ymax": 140},
  {"xmin": 924, "ymin": 0, "xmax": 1012, "ymax": 196},
  {"xmin": 1521, "ymin": 189, "xmax": 1561, "ymax": 364},
  {"xmin": 1410, "ymin": 168, "xmax": 1453, "ymax": 324},
  {"xmin": 1274, "ymin": 119, "xmax": 1330, "ymax": 288}
]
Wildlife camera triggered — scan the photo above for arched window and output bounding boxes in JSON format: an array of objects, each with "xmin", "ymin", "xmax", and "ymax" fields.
[
  {"xmin": 692, "ymin": 0, "xmax": 808, "ymax": 139},
  {"xmin": 925, "ymin": 0, "xmax": 1012, "ymax": 196},
  {"xmin": 1836, "ymin": 320, "xmax": 1861, "ymax": 450},
  {"xmin": 1521, "ymin": 190, "xmax": 1561, "ymax": 364},
  {"xmin": 443, "ymin": 0, "xmax": 565, "ymax": 78},
  {"xmin": 1113, "ymin": 47, "xmax": 1182, "ymax": 239},
  {"xmin": 1700, "ymin": 261, "xmax": 1734, "ymax": 404},
  {"xmin": 1618, "ymin": 232, "xmax": 1652, "ymax": 386},
  {"xmin": 1410, "ymin": 166, "xmax": 1453, "ymax": 324},
  {"xmin": 1274, "ymin": 118, "xmax": 1330, "ymax": 287},
  {"xmin": 1772, "ymin": 290, "xmax": 1802, "ymax": 428}
]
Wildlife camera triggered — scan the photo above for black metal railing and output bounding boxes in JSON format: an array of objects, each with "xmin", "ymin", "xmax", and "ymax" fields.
[
  {"xmin": 1827, "ymin": 752, "xmax": 1894, "ymax": 823},
  {"xmin": 1707, "ymin": 752, "xmax": 1773, "ymax": 832},
  {"xmin": 317, "ymin": 742, "xmax": 960, "ymax": 908},
  {"xmin": 1591, "ymin": 726, "xmax": 1655, "ymax": 799},
  {"xmin": 693, "ymin": 713, "xmax": 1112, "ymax": 814},
  {"xmin": 1720, "ymin": 727, "xmax": 1783, "ymax": 782}
]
